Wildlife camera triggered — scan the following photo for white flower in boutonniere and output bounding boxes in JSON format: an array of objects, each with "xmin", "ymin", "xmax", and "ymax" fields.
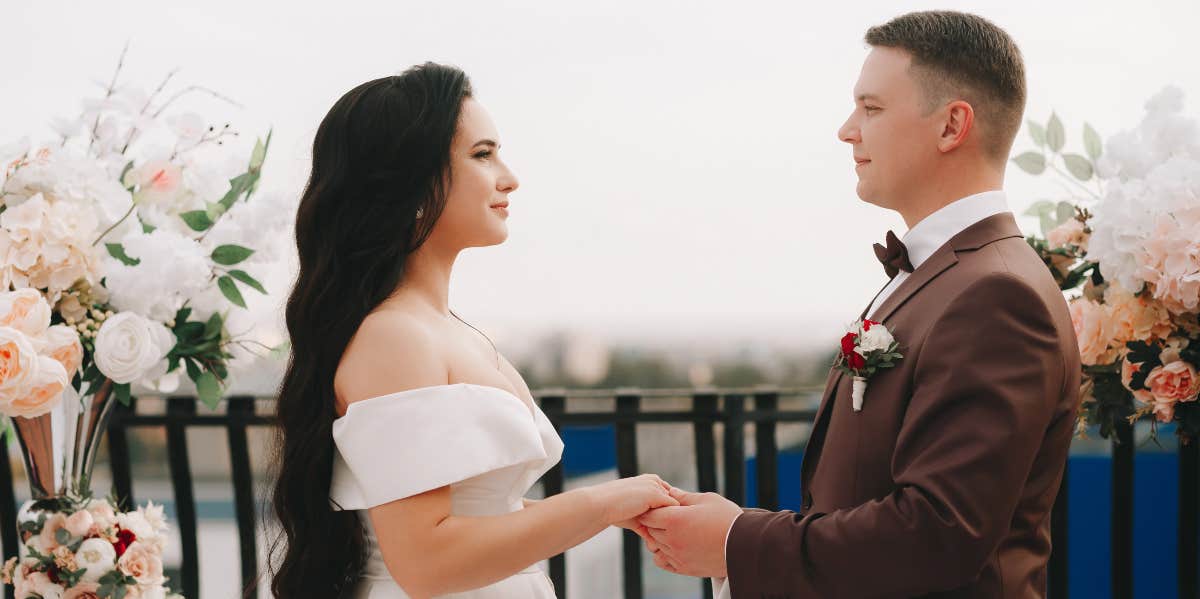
[{"xmin": 836, "ymin": 319, "xmax": 904, "ymax": 411}]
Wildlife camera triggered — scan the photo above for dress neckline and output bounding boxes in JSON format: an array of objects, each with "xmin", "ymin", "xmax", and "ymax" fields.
[{"xmin": 337, "ymin": 382, "xmax": 539, "ymax": 420}]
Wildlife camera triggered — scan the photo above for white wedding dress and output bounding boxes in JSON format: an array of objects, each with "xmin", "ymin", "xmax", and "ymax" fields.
[{"xmin": 330, "ymin": 383, "xmax": 565, "ymax": 598}]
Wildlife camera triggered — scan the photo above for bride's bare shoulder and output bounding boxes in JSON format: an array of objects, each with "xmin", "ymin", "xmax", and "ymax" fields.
[{"xmin": 334, "ymin": 308, "xmax": 448, "ymax": 415}]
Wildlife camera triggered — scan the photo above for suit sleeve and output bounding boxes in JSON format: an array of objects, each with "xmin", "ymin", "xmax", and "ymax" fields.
[{"xmin": 725, "ymin": 273, "xmax": 1065, "ymax": 597}]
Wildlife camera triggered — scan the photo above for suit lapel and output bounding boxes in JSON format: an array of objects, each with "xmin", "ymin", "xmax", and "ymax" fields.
[{"xmin": 799, "ymin": 212, "xmax": 1025, "ymax": 490}]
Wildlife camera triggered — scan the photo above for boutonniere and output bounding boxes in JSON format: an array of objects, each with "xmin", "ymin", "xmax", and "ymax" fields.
[{"xmin": 835, "ymin": 319, "xmax": 904, "ymax": 411}]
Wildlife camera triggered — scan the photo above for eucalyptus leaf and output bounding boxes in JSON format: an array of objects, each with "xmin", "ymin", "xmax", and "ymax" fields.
[
  {"xmin": 1027, "ymin": 119, "xmax": 1047, "ymax": 147},
  {"xmin": 1047, "ymin": 113, "xmax": 1065, "ymax": 152},
  {"xmin": 1023, "ymin": 200, "xmax": 1055, "ymax": 218},
  {"xmin": 1012, "ymin": 152, "xmax": 1046, "ymax": 175},
  {"xmin": 1063, "ymin": 153, "xmax": 1094, "ymax": 181},
  {"xmin": 1084, "ymin": 123, "xmax": 1103, "ymax": 161},
  {"xmin": 1055, "ymin": 201, "xmax": 1076, "ymax": 226}
]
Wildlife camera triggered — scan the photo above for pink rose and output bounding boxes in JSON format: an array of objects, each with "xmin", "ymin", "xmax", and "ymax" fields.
[
  {"xmin": 62, "ymin": 582, "xmax": 101, "ymax": 599},
  {"xmin": 116, "ymin": 541, "xmax": 164, "ymax": 586},
  {"xmin": 1145, "ymin": 361, "xmax": 1200, "ymax": 404},
  {"xmin": 65, "ymin": 509, "xmax": 95, "ymax": 538},
  {"xmin": 1153, "ymin": 400, "xmax": 1176, "ymax": 423},
  {"xmin": 1070, "ymin": 298, "xmax": 1116, "ymax": 365},
  {"xmin": 1047, "ymin": 218, "xmax": 1089, "ymax": 251}
]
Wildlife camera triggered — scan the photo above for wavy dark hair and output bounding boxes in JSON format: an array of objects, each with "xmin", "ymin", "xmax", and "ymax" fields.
[{"xmin": 266, "ymin": 63, "xmax": 472, "ymax": 599}]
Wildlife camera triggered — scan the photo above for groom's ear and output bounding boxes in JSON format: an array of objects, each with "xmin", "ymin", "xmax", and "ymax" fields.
[{"xmin": 936, "ymin": 100, "xmax": 975, "ymax": 154}]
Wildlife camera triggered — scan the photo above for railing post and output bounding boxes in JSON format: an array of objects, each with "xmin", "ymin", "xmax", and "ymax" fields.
[
  {"xmin": 166, "ymin": 397, "xmax": 199, "ymax": 599},
  {"xmin": 1181, "ymin": 438, "xmax": 1198, "ymax": 599},
  {"xmin": 1111, "ymin": 418, "xmax": 1134, "ymax": 599},
  {"xmin": 723, "ymin": 394, "xmax": 746, "ymax": 506},
  {"xmin": 226, "ymin": 397, "xmax": 259, "ymax": 597},
  {"xmin": 539, "ymin": 394, "xmax": 568, "ymax": 599},
  {"xmin": 754, "ymin": 391, "xmax": 779, "ymax": 511},
  {"xmin": 615, "ymin": 392, "xmax": 643, "ymax": 599},
  {"xmin": 1049, "ymin": 461, "xmax": 1068, "ymax": 599},
  {"xmin": 107, "ymin": 397, "xmax": 136, "ymax": 511}
]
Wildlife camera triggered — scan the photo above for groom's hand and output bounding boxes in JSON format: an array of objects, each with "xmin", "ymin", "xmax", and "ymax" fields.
[{"xmin": 637, "ymin": 486, "xmax": 743, "ymax": 578}]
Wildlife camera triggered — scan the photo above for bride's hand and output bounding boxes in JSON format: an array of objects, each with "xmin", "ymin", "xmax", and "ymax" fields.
[{"xmin": 588, "ymin": 474, "xmax": 678, "ymax": 529}]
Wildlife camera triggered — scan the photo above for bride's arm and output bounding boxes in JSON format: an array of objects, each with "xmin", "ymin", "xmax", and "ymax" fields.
[{"xmin": 369, "ymin": 483, "xmax": 614, "ymax": 597}]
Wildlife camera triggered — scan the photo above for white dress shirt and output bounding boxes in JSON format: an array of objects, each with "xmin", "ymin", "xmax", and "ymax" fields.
[
  {"xmin": 867, "ymin": 190, "xmax": 1011, "ymax": 316},
  {"xmin": 711, "ymin": 190, "xmax": 1012, "ymax": 599}
]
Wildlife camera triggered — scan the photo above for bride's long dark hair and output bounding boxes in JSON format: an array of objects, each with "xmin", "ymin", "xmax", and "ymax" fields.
[{"xmin": 267, "ymin": 63, "xmax": 472, "ymax": 599}]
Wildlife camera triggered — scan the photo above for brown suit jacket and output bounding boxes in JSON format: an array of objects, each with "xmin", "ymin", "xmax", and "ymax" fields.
[{"xmin": 726, "ymin": 213, "xmax": 1080, "ymax": 598}]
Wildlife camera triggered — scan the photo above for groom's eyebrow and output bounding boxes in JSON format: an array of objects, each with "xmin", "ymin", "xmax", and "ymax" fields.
[{"xmin": 856, "ymin": 93, "xmax": 883, "ymax": 103}]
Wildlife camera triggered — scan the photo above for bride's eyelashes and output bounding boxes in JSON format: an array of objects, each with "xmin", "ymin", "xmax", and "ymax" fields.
[{"xmin": 472, "ymin": 149, "xmax": 493, "ymax": 160}]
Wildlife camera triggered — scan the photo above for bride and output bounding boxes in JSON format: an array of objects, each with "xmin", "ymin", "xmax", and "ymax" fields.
[{"xmin": 268, "ymin": 63, "xmax": 678, "ymax": 599}]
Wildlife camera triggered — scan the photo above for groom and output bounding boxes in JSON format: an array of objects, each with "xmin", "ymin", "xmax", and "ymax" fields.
[{"xmin": 638, "ymin": 11, "xmax": 1080, "ymax": 598}]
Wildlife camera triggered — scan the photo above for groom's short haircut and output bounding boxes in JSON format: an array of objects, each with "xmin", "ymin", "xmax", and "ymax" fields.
[{"xmin": 865, "ymin": 11, "xmax": 1026, "ymax": 163}]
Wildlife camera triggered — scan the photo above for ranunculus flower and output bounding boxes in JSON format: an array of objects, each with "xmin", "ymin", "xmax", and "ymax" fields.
[
  {"xmin": 0, "ymin": 289, "xmax": 51, "ymax": 338},
  {"xmin": 1146, "ymin": 360, "xmax": 1200, "ymax": 404},
  {"xmin": 93, "ymin": 312, "xmax": 173, "ymax": 384},
  {"xmin": 1070, "ymin": 298, "xmax": 1117, "ymax": 365},
  {"xmin": 116, "ymin": 541, "xmax": 164, "ymax": 587},
  {"xmin": 74, "ymin": 538, "xmax": 116, "ymax": 583},
  {"xmin": 0, "ymin": 326, "xmax": 39, "ymax": 398},
  {"xmin": 6, "ymin": 355, "xmax": 68, "ymax": 418},
  {"xmin": 65, "ymin": 509, "xmax": 95, "ymax": 538}
]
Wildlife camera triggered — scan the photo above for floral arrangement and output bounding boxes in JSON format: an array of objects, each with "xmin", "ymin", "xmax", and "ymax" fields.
[
  {"xmin": 0, "ymin": 45, "xmax": 290, "ymax": 416},
  {"xmin": 1017, "ymin": 86, "xmax": 1200, "ymax": 440},
  {"xmin": 1, "ymin": 496, "xmax": 181, "ymax": 599},
  {"xmin": 836, "ymin": 319, "xmax": 903, "ymax": 411}
]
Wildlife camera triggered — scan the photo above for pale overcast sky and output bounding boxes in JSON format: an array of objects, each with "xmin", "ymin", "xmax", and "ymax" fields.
[{"xmin": 4, "ymin": 0, "xmax": 1197, "ymax": 350}]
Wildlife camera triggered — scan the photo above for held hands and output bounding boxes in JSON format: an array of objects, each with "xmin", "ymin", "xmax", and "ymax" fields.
[
  {"xmin": 591, "ymin": 473, "xmax": 679, "ymax": 530},
  {"xmin": 637, "ymin": 486, "xmax": 744, "ymax": 579}
]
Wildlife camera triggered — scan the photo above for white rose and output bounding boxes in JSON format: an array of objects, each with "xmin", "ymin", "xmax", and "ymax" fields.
[
  {"xmin": 0, "ymin": 289, "xmax": 52, "ymax": 338},
  {"xmin": 117, "ymin": 511, "xmax": 156, "ymax": 542},
  {"xmin": 0, "ymin": 326, "xmax": 40, "ymax": 399},
  {"xmin": 855, "ymin": 322, "xmax": 895, "ymax": 354},
  {"xmin": 74, "ymin": 538, "xmax": 116, "ymax": 583},
  {"xmin": 94, "ymin": 313, "xmax": 173, "ymax": 384}
]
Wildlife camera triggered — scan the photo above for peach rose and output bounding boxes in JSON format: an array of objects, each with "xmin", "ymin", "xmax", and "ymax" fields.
[
  {"xmin": 0, "ymin": 326, "xmax": 39, "ymax": 397},
  {"xmin": 1146, "ymin": 361, "xmax": 1200, "ymax": 404},
  {"xmin": 86, "ymin": 499, "xmax": 117, "ymax": 531},
  {"xmin": 116, "ymin": 542, "xmax": 164, "ymax": 586},
  {"xmin": 37, "ymin": 512, "xmax": 69, "ymax": 551},
  {"xmin": 7, "ymin": 355, "xmax": 68, "ymax": 418},
  {"xmin": 0, "ymin": 289, "xmax": 51, "ymax": 338},
  {"xmin": 65, "ymin": 509, "xmax": 95, "ymax": 538},
  {"xmin": 62, "ymin": 582, "xmax": 101, "ymax": 599},
  {"xmin": 1047, "ymin": 218, "xmax": 1089, "ymax": 251},
  {"xmin": 41, "ymin": 325, "xmax": 83, "ymax": 379},
  {"xmin": 1105, "ymin": 285, "xmax": 1174, "ymax": 344},
  {"xmin": 18, "ymin": 570, "xmax": 63, "ymax": 599},
  {"xmin": 1070, "ymin": 298, "xmax": 1116, "ymax": 365}
]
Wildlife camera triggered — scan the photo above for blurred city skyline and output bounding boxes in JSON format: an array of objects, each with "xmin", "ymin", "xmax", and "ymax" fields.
[{"xmin": 5, "ymin": 0, "xmax": 1199, "ymax": 355}]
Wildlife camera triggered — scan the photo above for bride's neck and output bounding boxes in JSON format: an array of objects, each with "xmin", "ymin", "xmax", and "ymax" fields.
[{"xmin": 396, "ymin": 242, "xmax": 459, "ymax": 316}]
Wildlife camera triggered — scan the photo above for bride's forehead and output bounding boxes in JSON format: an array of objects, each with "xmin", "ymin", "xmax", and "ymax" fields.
[{"xmin": 457, "ymin": 99, "xmax": 500, "ymax": 141}]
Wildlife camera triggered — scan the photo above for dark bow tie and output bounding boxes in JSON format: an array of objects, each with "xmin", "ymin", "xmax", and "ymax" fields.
[{"xmin": 873, "ymin": 230, "xmax": 914, "ymax": 278}]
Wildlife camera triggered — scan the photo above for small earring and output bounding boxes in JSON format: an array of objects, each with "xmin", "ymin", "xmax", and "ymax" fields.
[{"xmin": 415, "ymin": 208, "xmax": 424, "ymax": 219}]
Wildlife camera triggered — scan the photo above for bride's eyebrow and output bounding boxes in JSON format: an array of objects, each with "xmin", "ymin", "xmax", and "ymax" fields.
[{"xmin": 471, "ymin": 140, "xmax": 498, "ymax": 150}]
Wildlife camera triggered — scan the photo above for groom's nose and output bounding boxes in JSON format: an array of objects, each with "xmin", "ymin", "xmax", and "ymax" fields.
[{"xmin": 838, "ymin": 114, "xmax": 860, "ymax": 145}]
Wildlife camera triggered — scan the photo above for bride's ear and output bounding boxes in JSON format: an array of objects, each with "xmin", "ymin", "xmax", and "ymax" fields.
[{"xmin": 937, "ymin": 100, "xmax": 975, "ymax": 154}]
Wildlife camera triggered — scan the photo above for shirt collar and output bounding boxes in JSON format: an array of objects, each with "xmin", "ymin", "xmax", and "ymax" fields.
[{"xmin": 901, "ymin": 190, "xmax": 1010, "ymax": 270}]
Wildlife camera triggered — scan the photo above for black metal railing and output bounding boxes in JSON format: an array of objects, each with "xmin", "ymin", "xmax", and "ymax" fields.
[{"xmin": 0, "ymin": 388, "xmax": 1193, "ymax": 599}]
